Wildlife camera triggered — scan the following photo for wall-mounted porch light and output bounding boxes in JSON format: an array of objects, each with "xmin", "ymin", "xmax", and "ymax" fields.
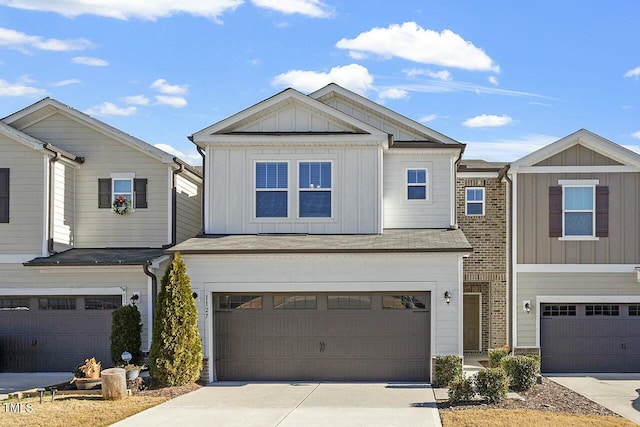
[
  {"xmin": 523, "ymin": 300, "xmax": 531, "ymax": 313},
  {"xmin": 444, "ymin": 291, "xmax": 451, "ymax": 305}
]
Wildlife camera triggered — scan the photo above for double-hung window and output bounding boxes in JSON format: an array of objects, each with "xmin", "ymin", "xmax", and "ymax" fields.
[
  {"xmin": 299, "ymin": 161, "xmax": 332, "ymax": 217},
  {"xmin": 113, "ymin": 178, "xmax": 133, "ymax": 204},
  {"xmin": 465, "ymin": 187, "xmax": 485, "ymax": 215},
  {"xmin": 255, "ymin": 162, "xmax": 288, "ymax": 218},
  {"xmin": 563, "ymin": 185, "xmax": 595, "ymax": 236},
  {"xmin": 407, "ymin": 169, "xmax": 427, "ymax": 200}
]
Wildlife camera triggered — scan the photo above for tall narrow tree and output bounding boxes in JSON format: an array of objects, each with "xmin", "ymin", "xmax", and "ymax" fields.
[{"xmin": 149, "ymin": 253, "xmax": 202, "ymax": 386}]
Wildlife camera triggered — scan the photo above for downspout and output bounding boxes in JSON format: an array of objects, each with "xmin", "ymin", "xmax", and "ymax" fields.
[
  {"xmin": 451, "ymin": 144, "xmax": 466, "ymax": 229},
  {"xmin": 143, "ymin": 261, "xmax": 158, "ymax": 323},
  {"xmin": 45, "ymin": 147, "xmax": 61, "ymax": 255},
  {"xmin": 499, "ymin": 165, "xmax": 513, "ymax": 349},
  {"xmin": 170, "ymin": 158, "xmax": 184, "ymax": 247},
  {"xmin": 193, "ymin": 139, "xmax": 206, "ymax": 235}
]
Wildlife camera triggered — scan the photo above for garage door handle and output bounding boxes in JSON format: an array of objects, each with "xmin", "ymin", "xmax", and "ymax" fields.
[
  {"xmin": 621, "ymin": 343, "xmax": 627, "ymax": 349},
  {"xmin": 320, "ymin": 341, "xmax": 325, "ymax": 353}
]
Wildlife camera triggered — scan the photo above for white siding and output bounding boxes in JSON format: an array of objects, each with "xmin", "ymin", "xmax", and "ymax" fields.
[
  {"xmin": 383, "ymin": 151, "xmax": 454, "ymax": 228},
  {"xmin": 52, "ymin": 161, "xmax": 75, "ymax": 251},
  {"xmin": 515, "ymin": 271, "xmax": 640, "ymax": 346},
  {"xmin": 237, "ymin": 104, "xmax": 359, "ymax": 133},
  {"xmin": 175, "ymin": 173, "xmax": 202, "ymax": 243},
  {"xmin": 0, "ymin": 135, "xmax": 45, "ymax": 255},
  {"xmin": 20, "ymin": 113, "xmax": 170, "ymax": 247},
  {"xmin": 206, "ymin": 146, "xmax": 383, "ymax": 234}
]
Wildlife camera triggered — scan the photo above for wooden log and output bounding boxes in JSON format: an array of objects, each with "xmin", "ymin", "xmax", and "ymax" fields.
[{"xmin": 101, "ymin": 368, "xmax": 127, "ymax": 400}]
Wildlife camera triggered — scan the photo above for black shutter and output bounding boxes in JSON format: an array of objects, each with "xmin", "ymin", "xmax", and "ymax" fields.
[
  {"xmin": 98, "ymin": 179, "xmax": 112, "ymax": 208},
  {"xmin": 0, "ymin": 168, "xmax": 9, "ymax": 223},
  {"xmin": 134, "ymin": 178, "xmax": 147, "ymax": 209},
  {"xmin": 549, "ymin": 186, "xmax": 562, "ymax": 237},
  {"xmin": 595, "ymin": 186, "xmax": 609, "ymax": 237}
]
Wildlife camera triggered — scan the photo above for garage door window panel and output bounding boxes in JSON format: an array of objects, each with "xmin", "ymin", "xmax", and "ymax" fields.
[
  {"xmin": 273, "ymin": 295, "xmax": 316, "ymax": 309},
  {"xmin": 585, "ymin": 304, "xmax": 619, "ymax": 316},
  {"xmin": 85, "ymin": 296, "xmax": 122, "ymax": 310},
  {"xmin": 629, "ymin": 305, "xmax": 640, "ymax": 316},
  {"xmin": 39, "ymin": 297, "xmax": 76, "ymax": 310},
  {"xmin": 383, "ymin": 295, "xmax": 427, "ymax": 310},
  {"xmin": 219, "ymin": 295, "xmax": 262, "ymax": 310},
  {"xmin": 327, "ymin": 295, "xmax": 371, "ymax": 309},
  {"xmin": 0, "ymin": 297, "xmax": 29, "ymax": 310},
  {"xmin": 542, "ymin": 304, "xmax": 576, "ymax": 316}
]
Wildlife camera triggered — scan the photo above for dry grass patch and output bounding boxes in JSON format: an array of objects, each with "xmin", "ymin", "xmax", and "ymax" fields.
[
  {"xmin": 0, "ymin": 394, "xmax": 168, "ymax": 427},
  {"xmin": 441, "ymin": 409, "xmax": 637, "ymax": 427}
]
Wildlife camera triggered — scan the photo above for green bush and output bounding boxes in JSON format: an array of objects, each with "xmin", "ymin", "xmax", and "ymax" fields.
[
  {"xmin": 149, "ymin": 253, "xmax": 203, "ymax": 387},
  {"xmin": 500, "ymin": 355, "xmax": 516, "ymax": 377},
  {"xmin": 110, "ymin": 304, "xmax": 143, "ymax": 366},
  {"xmin": 448, "ymin": 377, "xmax": 475, "ymax": 403},
  {"xmin": 434, "ymin": 355, "xmax": 462, "ymax": 387},
  {"xmin": 475, "ymin": 368, "xmax": 508, "ymax": 403},
  {"xmin": 503, "ymin": 355, "xmax": 540, "ymax": 392},
  {"xmin": 488, "ymin": 347, "xmax": 509, "ymax": 368}
]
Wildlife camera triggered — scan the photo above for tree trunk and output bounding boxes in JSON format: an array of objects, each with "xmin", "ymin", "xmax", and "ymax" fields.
[{"xmin": 101, "ymin": 368, "xmax": 127, "ymax": 400}]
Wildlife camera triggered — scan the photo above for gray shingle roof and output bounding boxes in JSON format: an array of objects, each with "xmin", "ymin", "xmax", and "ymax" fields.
[
  {"xmin": 169, "ymin": 229, "xmax": 472, "ymax": 254},
  {"xmin": 24, "ymin": 248, "xmax": 165, "ymax": 266}
]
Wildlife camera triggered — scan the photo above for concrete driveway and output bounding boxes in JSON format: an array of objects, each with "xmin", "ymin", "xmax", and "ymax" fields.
[
  {"xmin": 549, "ymin": 374, "xmax": 640, "ymax": 424},
  {"xmin": 0, "ymin": 372, "xmax": 71, "ymax": 400},
  {"xmin": 113, "ymin": 382, "xmax": 441, "ymax": 427}
]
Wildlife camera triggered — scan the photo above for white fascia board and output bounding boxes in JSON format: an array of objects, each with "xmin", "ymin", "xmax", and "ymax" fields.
[
  {"xmin": 516, "ymin": 264, "xmax": 640, "ymax": 273},
  {"xmin": 0, "ymin": 122, "xmax": 49, "ymax": 153},
  {"xmin": 197, "ymin": 134, "xmax": 388, "ymax": 147},
  {"xmin": 387, "ymin": 148, "xmax": 462, "ymax": 156},
  {"xmin": 457, "ymin": 171, "xmax": 500, "ymax": 178}
]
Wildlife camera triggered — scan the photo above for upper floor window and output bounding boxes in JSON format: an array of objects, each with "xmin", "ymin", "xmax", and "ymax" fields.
[
  {"xmin": 299, "ymin": 161, "xmax": 332, "ymax": 217},
  {"xmin": 465, "ymin": 187, "xmax": 485, "ymax": 216},
  {"xmin": 563, "ymin": 185, "xmax": 595, "ymax": 236},
  {"xmin": 0, "ymin": 168, "xmax": 8, "ymax": 223},
  {"xmin": 113, "ymin": 178, "xmax": 133, "ymax": 204},
  {"xmin": 98, "ymin": 175, "xmax": 147, "ymax": 211},
  {"xmin": 255, "ymin": 162, "xmax": 288, "ymax": 218},
  {"xmin": 549, "ymin": 181, "xmax": 608, "ymax": 239},
  {"xmin": 406, "ymin": 169, "xmax": 427, "ymax": 200}
]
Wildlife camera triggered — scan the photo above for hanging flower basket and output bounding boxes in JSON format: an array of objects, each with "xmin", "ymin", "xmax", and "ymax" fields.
[{"xmin": 112, "ymin": 196, "xmax": 131, "ymax": 215}]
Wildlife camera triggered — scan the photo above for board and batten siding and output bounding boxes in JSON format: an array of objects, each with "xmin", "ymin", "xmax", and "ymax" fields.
[
  {"xmin": 20, "ymin": 113, "xmax": 170, "ymax": 247},
  {"xmin": 182, "ymin": 252, "xmax": 463, "ymax": 360},
  {"xmin": 515, "ymin": 272, "xmax": 640, "ymax": 346},
  {"xmin": 383, "ymin": 152, "xmax": 454, "ymax": 229},
  {"xmin": 0, "ymin": 135, "xmax": 45, "ymax": 256},
  {"xmin": 517, "ymin": 172, "xmax": 640, "ymax": 264},
  {"xmin": 206, "ymin": 146, "xmax": 382, "ymax": 234},
  {"xmin": 52, "ymin": 161, "xmax": 75, "ymax": 252},
  {"xmin": 175, "ymin": 173, "xmax": 202, "ymax": 243}
]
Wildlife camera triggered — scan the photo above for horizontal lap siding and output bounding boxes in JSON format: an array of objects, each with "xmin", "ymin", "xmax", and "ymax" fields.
[
  {"xmin": 53, "ymin": 162, "xmax": 74, "ymax": 251},
  {"xmin": 175, "ymin": 174, "xmax": 202, "ymax": 243},
  {"xmin": 0, "ymin": 135, "xmax": 45, "ymax": 255},
  {"xmin": 21, "ymin": 114, "xmax": 169, "ymax": 247}
]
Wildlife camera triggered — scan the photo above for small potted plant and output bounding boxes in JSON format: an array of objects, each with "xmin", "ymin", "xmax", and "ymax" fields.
[
  {"xmin": 120, "ymin": 364, "xmax": 146, "ymax": 380},
  {"xmin": 71, "ymin": 357, "xmax": 102, "ymax": 390}
]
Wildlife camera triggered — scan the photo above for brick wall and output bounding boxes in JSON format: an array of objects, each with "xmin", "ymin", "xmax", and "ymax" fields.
[{"xmin": 456, "ymin": 177, "xmax": 508, "ymax": 350}]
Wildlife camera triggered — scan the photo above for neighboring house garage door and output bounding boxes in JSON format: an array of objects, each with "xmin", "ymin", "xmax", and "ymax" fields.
[
  {"xmin": 540, "ymin": 303, "xmax": 640, "ymax": 373},
  {"xmin": 0, "ymin": 295, "xmax": 121, "ymax": 372},
  {"xmin": 214, "ymin": 292, "xmax": 430, "ymax": 381}
]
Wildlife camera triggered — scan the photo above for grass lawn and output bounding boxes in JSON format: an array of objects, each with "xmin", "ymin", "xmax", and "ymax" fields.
[
  {"xmin": 0, "ymin": 393, "xmax": 169, "ymax": 427},
  {"xmin": 440, "ymin": 409, "xmax": 638, "ymax": 427}
]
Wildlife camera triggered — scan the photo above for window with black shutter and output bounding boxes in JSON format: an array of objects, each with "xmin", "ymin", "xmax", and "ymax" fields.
[
  {"xmin": 99, "ymin": 177, "xmax": 148, "ymax": 209},
  {"xmin": 134, "ymin": 178, "xmax": 147, "ymax": 209},
  {"xmin": 549, "ymin": 184, "xmax": 608, "ymax": 238},
  {"xmin": 0, "ymin": 168, "xmax": 9, "ymax": 223},
  {"xmin": 98, "ymin": 178, "xmax": 112, "ymax": 208}
]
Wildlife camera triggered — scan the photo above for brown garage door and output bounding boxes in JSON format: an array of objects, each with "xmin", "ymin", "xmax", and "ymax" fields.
[
  {"xmin": 540, "ymin": 303, "xmax": 640, "ymax": 373},
  {"xmin": 214, "ymin": 293, "xmax": 430, "ymax": 381},
  {"xmin": 0, "ymin": 295, "xmax": 121, "ymax": 372}
]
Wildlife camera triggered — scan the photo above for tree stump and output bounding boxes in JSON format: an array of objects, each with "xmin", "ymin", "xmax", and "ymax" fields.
[{"xmin": 101, "ymin": 368, "xmax": 127, "ymax": 400}]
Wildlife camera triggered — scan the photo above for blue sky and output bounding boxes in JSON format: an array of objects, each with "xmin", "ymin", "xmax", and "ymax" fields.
[{"xmin": 1, "ymin": 0, "xmax": 639, "ymax": 165}]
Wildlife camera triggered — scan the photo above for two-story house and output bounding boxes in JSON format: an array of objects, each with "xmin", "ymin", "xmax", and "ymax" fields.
[
  {"xmin": 0, "ymin": 98, "xmax": 202, "ymax": 372},
  {"xmin": 171, "ymin": 84, "xmax": 472, "ymax": 383},
  {"xmin": 509, "ymin": 129, "xmax": 640, "ymax": 373}
]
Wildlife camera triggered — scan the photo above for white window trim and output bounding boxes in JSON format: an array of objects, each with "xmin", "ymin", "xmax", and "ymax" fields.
[
  {"xmin": 110, "ymin": 172, "xmax": 135, "ymax": 212},
  {"xmin": 465, "ymin": 187, "xmax": 485, "ymax": 216},
  {"xmin": 253, "ymin": 160, "xmax": 290, "ymax": 220},
  {"xmin": 560, "ymin": 182, "xmax": 597, "ymax": 240},
  {"xmin": 405, "ymin": 168, "xmax": 429, "ymax": 201},
  {"xmin": 297, "ymin": 160, "xmax": 334, "ymax": 220}
]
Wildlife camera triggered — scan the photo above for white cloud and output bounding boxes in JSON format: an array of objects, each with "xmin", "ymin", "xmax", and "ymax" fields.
[
  {"xmin": 0, "ymin": 27, "xmax": 93, "ymax": 53},
  {"xmin": 463, "ymin": 134, "xmax": 558, "ymax": 161},
  {"xmin": 150, "ymin": 78, "xmax": 188, "ymax": 95},
  {"xmin": 488, "ymin": 76, "xmax": 499, "ymax": 86},
  {"xmin": 155, "ymin": 95, "xmax": 188, "ymax": 108},
  {"xmin": 154, "ymin": 143, "xmax": 202, "ymax": 166},
  {"xmin": 0, "ymin": 78, "xmax": 46, "ymax": 97},
  {"xmin": 419, "ymin": 114, "xmax": 438, "ymax": 123},
  {"xmin": 631, "ymin": 131, "xmax": 640, "ymax": 139},
  {"xmin": 251, "ymin": 0, "xmax": 333, "ymax": 18},
  {"xmin": 399, "ymin": 80, "xmax": 551, "ymax": 99},
  {"xmin": 85, "ymin": 102, "xmax": 136, "ymax": 116},
  {"xmin": 272, "ymin": 63, "xmax": 373, "ymax": 95},
  {"xmin": 0, "ymin": 0, "xmax": 244, "ymax": 22},
  {"xmin": 336, "ymin": 22, "xmax": 499, "ymax": 72},
  {"xmin": 404, "ymin": 68, "xmax": 452, "ymax": 81},
  {"xmin": 463, "ymin": 114, "xmax": 512, "ymax": 128},
  {"xmin": 50, "ymin": 79, "xmax": 80, "ymax": 87},
  {"xmin": 72, "ymin": 56, "xmax": 108, "ymax": 66},
  {"xmin": 378, "ymin": 87, "xmax": 409, "ymax": 100},
  {"xmin": 624, "ymin": 66, "xmax": 640, "ymax": 78},
  {"xmin": 122, "ymin": 94, "xmax": 150, "ymax": 105}
]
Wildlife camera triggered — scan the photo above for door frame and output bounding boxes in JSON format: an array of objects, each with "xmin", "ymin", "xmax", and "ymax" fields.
[{"xmin": 463, "ymin": 292, "xmax": 482, "ymax": 352}]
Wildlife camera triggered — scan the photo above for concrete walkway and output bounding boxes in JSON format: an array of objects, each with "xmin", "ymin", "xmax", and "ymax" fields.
[
  {"xmin": 0, "ymin": 372, "xmax": 71, "ymax": 400},
  {"xmin": 113, "ymin": 382, "xmax": 441, "ymax": 427},
  {"xmin": 549, "ymin": 374, "xmax": 640, "ymax": 424}
]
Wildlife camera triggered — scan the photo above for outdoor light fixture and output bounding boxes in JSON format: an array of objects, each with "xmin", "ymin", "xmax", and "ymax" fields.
[
  {"xmin": 523, "ymin": 300, "xmax": 531, "ymax": 313},
  {"xmin": 444, "ymin": 291, "xmax": 451, "ymax": 304},
  {"xmin": 130, "ymin": 293, "xmax": 140, "ymax": 305},
  {"xmin": 192, "ymin": 292, "xmax": 198, "ymax": 299}
]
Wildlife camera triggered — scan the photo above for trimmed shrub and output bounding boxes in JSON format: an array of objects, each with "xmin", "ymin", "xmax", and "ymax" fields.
[
  {"xmin": 488, "ymin": 347, "xmax": 509, "ymax": 368},
  {"xmin": 110, "ymin": 304, "xmax": 143, "ymax": 366},
  {"xmin": 475, "ymin": 367, "xmax": 508, "ymax": 403},
  {"xmin": 448, "ymin": 377, "xmax": 475, "ymax": 403},
  {"xmin": 504, "ymin": 355, "xmax": 540, "ymax": 392},
  {"xmin": 434, "ymin": 355, "xmax": 462, "ymax": 387},
  {"xmin": 149, "ymin": 253, "xmax": 203, "ymax": 387}
]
